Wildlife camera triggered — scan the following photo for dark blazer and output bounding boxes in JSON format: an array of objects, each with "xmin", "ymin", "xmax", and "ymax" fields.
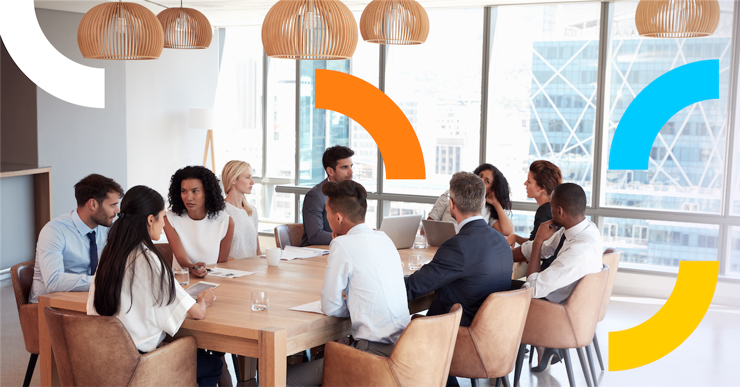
[
  {"xmin": 405, "ymin": 218, "xmax": 513, "ymax": 327},
  {"xmin": 300, "ymin": 178, "xmax": 333, "ymax": 246}
]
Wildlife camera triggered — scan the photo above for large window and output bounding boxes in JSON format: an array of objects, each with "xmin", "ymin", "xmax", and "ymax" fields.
[
  {"xmin": 485, "ymin": 3, "xmax": 602, "ymax": 204},
  {"xmin": 222, "ymin": 1, "xmax": 740, "ymax": 277},
  {"xmin": 383, "ymin": 8, "xmax": 484, "ymax": 196},
  {"xmin": 214, "ymin": 26, "xmax": 263, "ymax": 177},
  {"xmin": 299, "ymin": 12, "xmax": 380, "ymax": 191},
  {"xmin": 601, "ymin": 1, "xmax": 736, "ymax": 214},
  {"xmin": 602, "ymin": 217, "xmax": 719, "ymax": 270}
]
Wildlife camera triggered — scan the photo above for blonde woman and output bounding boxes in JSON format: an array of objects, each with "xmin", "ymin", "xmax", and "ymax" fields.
[{"xmin": 222, "ymin": 160, "xmax": 261, "ymax": 258}]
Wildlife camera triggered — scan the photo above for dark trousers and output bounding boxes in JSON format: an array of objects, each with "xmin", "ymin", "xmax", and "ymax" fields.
[{"xmin": 197, "ymin": 349, "xmax": 223, "ymax": 387}]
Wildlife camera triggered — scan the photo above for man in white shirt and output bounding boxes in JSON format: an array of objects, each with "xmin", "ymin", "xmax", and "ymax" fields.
[
  {"xmin": 512, "ymin": 183, "xmax": 602, "ymax": 371},
  {"xmin": 513, "ymin": 183, "xmax": 603, "ymax": 304},
  {"xmin": 287, "ymin": 180, "xmax": 410, "ymax": 387}
]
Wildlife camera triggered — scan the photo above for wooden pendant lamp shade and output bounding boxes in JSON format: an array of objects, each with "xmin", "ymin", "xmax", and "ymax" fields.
[
  {"xmin": 78, "ymin": 1, "xmax": 164, "ymax": 60},
  {"xmin": 157, "ymin": 7, "xmax": 212, "ymax": 49},
  {"xmin": 262, "ymin": 0, "xmax": 358, "ymax": 60},
  {"xmin": 360, "ymin": 0, "xmax": 429, "ymax": 45},
  {"xmin": 635, "ymin": 0, "xmax": 720, "ymax": 38}
]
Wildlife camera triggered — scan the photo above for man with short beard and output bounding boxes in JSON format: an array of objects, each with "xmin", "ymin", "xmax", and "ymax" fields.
[{"xmin": 29, "ymin": 174, "xmax": 123, "ymax": 303}]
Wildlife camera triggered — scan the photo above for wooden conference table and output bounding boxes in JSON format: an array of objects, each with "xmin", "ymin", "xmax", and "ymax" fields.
[{"xmin": 38, "ymin": 245, "xmax": 527, "ymax": 387}]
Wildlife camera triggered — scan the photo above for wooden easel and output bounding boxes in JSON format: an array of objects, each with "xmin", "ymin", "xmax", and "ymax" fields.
[{"xmin": 202, "ymin": 129, "xmax": 216, "ymax": 172}]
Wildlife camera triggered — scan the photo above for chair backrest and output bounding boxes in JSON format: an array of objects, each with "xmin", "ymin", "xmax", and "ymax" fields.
[
  {"xmin": 388, "ymin": 304, "xmax": 463, "ymax": 387},
  {"xmin": 154, "ymin": 243, "xmax": 174, "ymax": 266},
  {"xmin": 599, "ymin": 249, "xmax": 622, "ymax": 321},
  {"xmin": 563, "ymin": 266, "xmax": 609, "ymax": 347},
  {"xmin": 459, "ymin": 287, "xmax": 533, "ymax": 378},
  {"xmin": 11, "ymin": 260, "xmax": 35, "ymax": 309},
  {"xmin": 274, "ymin": 223, "xmax": 304, "ymax": 249},
  {"xmin": 44, "ymin": 307, "xmax": 142, "ymax": 387},
  {"xmin": 11, "ymin": 260, "xmax": 39, "ymax": 354}
]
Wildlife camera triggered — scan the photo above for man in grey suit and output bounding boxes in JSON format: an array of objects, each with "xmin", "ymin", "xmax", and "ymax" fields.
[{"xmin": 300, "ymin": 145, "xmax": 354, "ymax": 246}]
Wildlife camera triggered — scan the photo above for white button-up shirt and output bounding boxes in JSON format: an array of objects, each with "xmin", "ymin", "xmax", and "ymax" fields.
[
  {"xmin": 321, "ymin": 223, "xmax": 411, "ymax": 344},
  {"xmin": 520, "ymin": 218, "xmax": 602, "ymax": 303}
]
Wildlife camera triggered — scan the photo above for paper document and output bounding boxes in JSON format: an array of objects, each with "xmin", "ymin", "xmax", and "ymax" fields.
[
  {"xmin": 280, "ymin": 246, "xmax": 330, "ymax": 260},
  {"xmin": 288, "ymin": 300, "xmax": 323, "ymax": 314},
  {"xmin": 185, "ymin": 281, "xmax": 219, "ymax": 299},
  {"xmin": 207, "ymin": 268, "xmax": 254, "ymax": 278}
]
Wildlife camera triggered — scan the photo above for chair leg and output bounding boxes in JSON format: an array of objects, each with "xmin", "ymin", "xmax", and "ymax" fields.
[
  {"xmin": 560, "ymin": 349, "xmax": 575, "ymax": 387},
  {"xmin": 494, "ymin": 377, "xmax": 501, "ymax": 387},
  {"xmin": 528, "ymin": 345, "xmax": 534, "ymax": 366},
  {"xmin": 575, "ymin": 347, "xmax": 593, "ymax": 387},
  {"xmin": 471, "ymin": 378, "xmax": 479, "ymax": 387},
  {"xmin": 513, "ymin": 344, "xmax": 526, "ymax": 387},
  {"xmin": 231, "ymin": 354, "xmax": 240, "ymax": 381},
  {"xmin": 592, "ymin": 334, "xmax": 604, "ymax": 371},
  {"xmin": 585, "ymin": 344, "xmax": 599, "ymax": 387},
  {"xmin": 501, "ymin": 375, "xmax": 511, "ymax": 387},
  {"xmin": 23, "ymin": 354, "xmax": 38, "ymax": 387}
]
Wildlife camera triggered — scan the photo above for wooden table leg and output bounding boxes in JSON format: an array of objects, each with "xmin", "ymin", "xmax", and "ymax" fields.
[
  {"xmin": 38, "ymin": 297, "xmax": 60, "ymax": 387},
  {"xmin": 258, "ymin": 327, "xmax": 287, "ymax": 387}
]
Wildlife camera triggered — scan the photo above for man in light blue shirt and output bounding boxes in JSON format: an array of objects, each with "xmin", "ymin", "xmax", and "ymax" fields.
[{"xmin": 29, "ymin": 174, "xmax": 124, "ymax": 303}]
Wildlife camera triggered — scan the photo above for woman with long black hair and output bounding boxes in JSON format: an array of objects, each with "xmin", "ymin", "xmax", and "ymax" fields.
[
  {"xmin": 428, "ymin": 163, "xmax": 514, "ymax": 236},
  {"xmin": 86, "ymin": 185, "xmax": 222, "ymax": 387}
]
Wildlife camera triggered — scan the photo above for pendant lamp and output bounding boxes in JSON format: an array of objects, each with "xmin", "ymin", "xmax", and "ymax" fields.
[
  {"xmin": 635, "ymin": 0, "xmax": 720, "ymax": 38},
  {"xmin": 262, "ymin": 0, "xmax": 358, "ymax": 60},
  {"xmin": 360, "ymin": 0, "xmax": 429, "ymax": 45},
  {"xmin": 78, "ymin": 1, "xmax": 164, "ymax": 60},
  {"xmin": 157, "ymin": 1, "xmax": 212, "ymax": 49}
]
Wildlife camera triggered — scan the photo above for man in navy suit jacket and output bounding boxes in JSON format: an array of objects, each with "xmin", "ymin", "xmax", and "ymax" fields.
[{"xmin": 405, "ymin": 171, "xmax": 513, "ymax": 328}]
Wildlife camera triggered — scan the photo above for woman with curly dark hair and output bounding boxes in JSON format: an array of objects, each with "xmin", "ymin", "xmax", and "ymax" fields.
[
  {"xmin": 427, "ymin": 163, "xmax": 514, "ymax": 236},
  {"xmin": 164, "ymin": 166, "xmax": 234, "ymax": 279}
]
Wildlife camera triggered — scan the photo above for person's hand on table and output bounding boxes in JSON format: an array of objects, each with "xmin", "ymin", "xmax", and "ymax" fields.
[
  {"xmin": 197, "ymin": 288, "xmax": 215, "ymax": 307},
  {"xmin": 190, "ymin": 262, "xmax": 208, "ymax": 278}
]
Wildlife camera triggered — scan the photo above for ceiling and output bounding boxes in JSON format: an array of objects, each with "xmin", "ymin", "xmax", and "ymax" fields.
[{"xmin": 34, "ymin": 0, "xmax": 593, "ymax": 27}]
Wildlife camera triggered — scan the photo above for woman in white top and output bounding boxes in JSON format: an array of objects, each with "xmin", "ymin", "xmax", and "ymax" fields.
[
  {"xmin": 428, "ymin": 163, "xmax": 514, "ymax": 236},
  {"xmin": 164, "ymin": 166, "xmax": 235, "ymax": 279},
  {"xmin": 222, "ymin": 160, "xmax": 260, "ymax": 259},
  {"xmin": 87, "ymin": 185, "xmax": 222, "ymax": 387}
]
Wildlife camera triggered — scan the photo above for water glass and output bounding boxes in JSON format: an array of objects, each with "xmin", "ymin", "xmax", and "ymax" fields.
[
  {"xmin": 408, "ymin": 253, "xmax": 424, "ymax": 271},
  {"xmin": 251, "ymin": 290, "xmax": 269, "ymax": 311},
  {"xmin": 413, "ymin": 234, "xmax": 426, "ymax": 249},
  {"xmin": 174, "ymin": 268, "xmax": 189, "ymax": 286}
]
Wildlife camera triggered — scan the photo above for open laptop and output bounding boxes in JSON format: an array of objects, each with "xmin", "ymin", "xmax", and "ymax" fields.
[
  {"xmin": 379, "ymin": 214, "xmax": 422, "ymax": 249},
  {"xmin": 422, "ymin": 219, "xmax": 457, "ymax": 247}
]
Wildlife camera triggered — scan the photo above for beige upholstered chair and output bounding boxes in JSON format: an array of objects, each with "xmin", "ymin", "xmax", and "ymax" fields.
[
  {"xmin": 322, "ymin": 304, "xmax": 463, "ymax": 387},
  {"xmin": 514, "ymin": 267, "xmax": 609, "ymax": 387},
  {"xmin": 274, "ymin": 223, "xmax": 305, "ymax": 249},
  {"xmin": 592, "ymin": 249, "xmax": 621, "ymax": 371},
  {"xmin": 43, "ymin": 307, "xmax": 198, "ymax": 387},
  {"xmin": 11, "ymin": 261, "xmax": 39, "ymax": 387},
  {"xmin": 449, "ymin": 288, "xmax": 533, "ymax": 387}
]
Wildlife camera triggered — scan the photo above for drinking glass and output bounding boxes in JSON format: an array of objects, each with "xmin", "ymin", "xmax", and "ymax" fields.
[
  {"xmin": 408, "ymin": 253, "xmax": 424, "ymax": 271},
  {"xmin": 251, "ymin": 290, "xmax": 269, "ymax": 311},
  {"xmin": 413, "ymin": 234, "xmax": 426, "ymax": 249},
  {"xmin": 174, "ymin": 268, "xmax": 189, "ymax": 286}
]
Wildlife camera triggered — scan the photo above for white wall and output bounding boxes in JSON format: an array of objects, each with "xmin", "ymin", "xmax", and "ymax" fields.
[
  {"xmin": 36, "ymin": 9, "xmax": 128, "ymax": 216},
  {"xmin": 0, "ymin": 176, "xmax": 36, "ymax": 268},
  {"xmin": 125, "ymin": 36, "xmax": 220, "ymax": 200}
]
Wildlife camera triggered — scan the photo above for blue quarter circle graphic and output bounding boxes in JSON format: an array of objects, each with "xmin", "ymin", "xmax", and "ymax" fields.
[{"xmin": 608, "ymin": 59, "xmax": 719, "ymax": 170}]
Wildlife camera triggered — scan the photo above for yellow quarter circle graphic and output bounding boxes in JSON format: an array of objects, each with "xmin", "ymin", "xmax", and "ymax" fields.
[{"xmin": 609, "ymin": 261, "xmax": 718, "ymax": 371}]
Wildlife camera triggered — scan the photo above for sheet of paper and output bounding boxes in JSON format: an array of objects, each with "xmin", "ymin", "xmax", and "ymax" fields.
[
  {"xmin": 280, "ymin": 246, "xmax": 330, "ymax": 260},
  {"xmin": 288, "ymin": 300, "xmax": 323, "ymax": 314},
  {"xmin": 185, "ymin": 281, "xmax": 219, "ymax": 298},
  {"xmin": 207, "ymin": 268, "xmax": 254, "ymax": 278}
]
